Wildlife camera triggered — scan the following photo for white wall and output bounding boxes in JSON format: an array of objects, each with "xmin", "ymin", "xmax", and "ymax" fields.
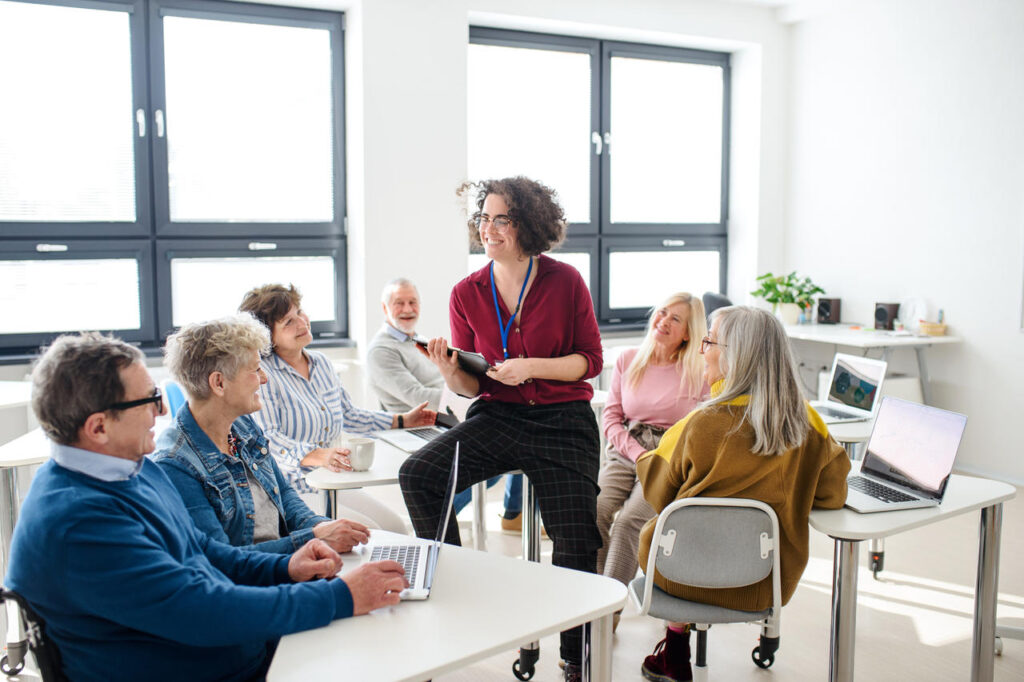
[{"xmin": 786, "ymin": 0, "xmax": 1024, "ymax": 482}]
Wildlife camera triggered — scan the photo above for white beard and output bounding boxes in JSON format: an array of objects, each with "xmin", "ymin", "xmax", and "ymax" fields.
[{"xmin": 389, "ymin": 317, "xmax": 417, "ymax": 336}]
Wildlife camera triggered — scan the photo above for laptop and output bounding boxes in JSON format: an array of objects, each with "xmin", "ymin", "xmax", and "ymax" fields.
[
  {"xmin": 377, "ymin": 410, "xmax": 459, "ymax": 453},
  {"xmin": 365, "ymin": 447, "xmax": 459, "ymax": 599},
  {"xmin": 810, "ymin": 353, "xmax": 888, "ymax": 424},
  {"xmin": 844, "ymin": 397, "xmax": 967, "ymax": 513}
]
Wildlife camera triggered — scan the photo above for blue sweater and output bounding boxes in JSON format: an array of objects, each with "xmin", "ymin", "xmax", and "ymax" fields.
[{"xmin": 5, "ymin": 457, "xmax": 353, "ymax": 682}]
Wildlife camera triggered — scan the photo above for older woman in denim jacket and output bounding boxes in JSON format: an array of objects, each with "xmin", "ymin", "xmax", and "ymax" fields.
[{"xmin": 153, "ymin": 314, "xmax": 369, "ymax": 554}]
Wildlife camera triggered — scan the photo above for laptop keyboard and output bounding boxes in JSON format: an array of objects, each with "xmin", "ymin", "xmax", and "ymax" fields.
[
  {"xmin": 848, "ymin": 476, "xmax": 917, "ymax": 503},
  {"xmin": 818, "ymin": 406, "xmax": 857, "ymax": 420},
  {"xmin": 408, "ymin": 426, "xmax": 445, "ymax": 438},
  {"xmin": 370, "ymin": 545, "xmax": 421, "ymax": 585}
]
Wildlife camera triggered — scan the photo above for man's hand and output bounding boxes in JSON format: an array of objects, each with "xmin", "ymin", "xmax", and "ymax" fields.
[
  {"xmin": 487, "ymin": 358, "xmax": 533, "ymax": 386},
  {"xmin": 401, "ymin": 401, "xmax": 437, "ymax": 428},
  {"xmin": 313, "ymin": 519, "xmax": 370, "ymax": 553},
  {"xmin": 288, "ymin": 538, "xmax": 343, "ymax": 582},
  {"xmin": 343, "ymin": 560, "xmax": 409, "ymax": 615}
]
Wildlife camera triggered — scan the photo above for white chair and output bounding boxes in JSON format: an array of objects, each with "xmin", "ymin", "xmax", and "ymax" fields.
[{"xmin": 629, "ymin": 497, "xmax": 782, "ymax": 678}]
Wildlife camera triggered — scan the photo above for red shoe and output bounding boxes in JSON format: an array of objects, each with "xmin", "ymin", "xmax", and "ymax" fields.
[{"xmin": 641, "ymin": 627, "xmax": 692, "ymax": 682}]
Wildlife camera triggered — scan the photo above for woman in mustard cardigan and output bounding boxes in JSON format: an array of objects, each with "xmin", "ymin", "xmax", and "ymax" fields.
[{"xmin": 635, "ymin": 306, "xmax": 851, "ymax": 682}]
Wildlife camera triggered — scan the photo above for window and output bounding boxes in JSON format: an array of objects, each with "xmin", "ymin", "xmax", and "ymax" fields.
[
  {"xmin": 0, "ymin": 0, "xmax": 346, "ymax": 354},
  {"xmin": 467, "ymin": 29, "xmax": 730, "ymax": 327}
]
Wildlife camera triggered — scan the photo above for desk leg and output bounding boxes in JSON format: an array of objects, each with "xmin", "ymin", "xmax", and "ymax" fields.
[
  {"xmin": 471, "ymin": 481, "xmax": 487, "ymax": 551},
  {"xmin": 583, "ymin": 614, "xmax": 613, "ymax": 682},
  {"xmin": 325, "ymin": 490, "xmax": 338, "ymax": 520},
  {"xmin": 1, "ymin": 466, "xmax": 20, "ymax": 644},
  {"xmin": 971, "ymin": 503, "xmax": 1003, "ymax": 682},
  {"xmin": 829, "ymin": 539, "xmax": 860, "ymax": 682},
  {"xmin": 914, "ymin": 346, "xmax": 933, "ymax": 405}
]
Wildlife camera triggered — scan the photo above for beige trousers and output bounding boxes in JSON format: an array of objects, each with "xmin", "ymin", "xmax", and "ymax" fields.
[{"xmin": 595, "ymin": 450, "xmax": 656, "ymax": 587}]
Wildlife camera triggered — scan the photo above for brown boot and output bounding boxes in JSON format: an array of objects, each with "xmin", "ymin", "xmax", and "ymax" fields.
[{"xmin": 641, "ymin": 627, "xmax": 692, "ymax": 682}]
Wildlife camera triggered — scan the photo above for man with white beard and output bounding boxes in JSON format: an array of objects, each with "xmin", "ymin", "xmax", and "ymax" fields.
[{"xmin": 366, "ymin": 278, "xmax": 444, "ymax": 412}]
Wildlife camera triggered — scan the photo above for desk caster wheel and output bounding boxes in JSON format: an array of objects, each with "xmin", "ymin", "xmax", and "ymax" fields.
[
  {"xmin": 995, "ymin": 636, "xmax": 1003, "ymax": 656},
  {"xmin": 869, "ymin": 550, "xmax": 884, "ymax": 579},
  {"xmin": 512, "ymin": 646, "xmax": 539, "ymax": 680},
  {"xmin": 1, "ymin": 654, "xmax": 25, "ymax": 676}
]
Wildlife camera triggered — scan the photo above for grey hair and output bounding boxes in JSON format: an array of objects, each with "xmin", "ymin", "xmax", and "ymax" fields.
[
  {"xmin": 164, "ymin": 313, "xmax": 270, "ymax": 401},
  {"xmin": 31, "ymin": 332, "xmax": 145, "ymax": 445},
  {"xmin": 704, "ymin": 306, "xmax": 809, "ymax": 455},
  {"xmin": 380, "ymin": 278, "xmax": 417, "ymax": 305}
]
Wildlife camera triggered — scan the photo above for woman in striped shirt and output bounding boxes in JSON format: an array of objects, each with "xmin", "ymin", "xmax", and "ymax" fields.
[{"xmin": 241, "ymin": 284, "xmax": 436, "ymax": 533}]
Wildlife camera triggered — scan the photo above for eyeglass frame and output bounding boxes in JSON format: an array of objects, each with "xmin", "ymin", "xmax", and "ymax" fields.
[
  {"xmin": 473, "ymin": 213, "xmax": 514, "ymax": 232},
  {"xmin": 104, "ymin": 387, "xmax": 164, "ymax": 413},
  {"xmin": 699, "ymin": 336, "xmax": 727, "ymax": 354}
]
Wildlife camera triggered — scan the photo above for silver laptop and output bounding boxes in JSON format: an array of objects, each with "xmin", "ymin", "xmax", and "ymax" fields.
[
  {"xmin": 377, "ymin": 411, "xmax": 458, "ymax": 453},
  {"xmin": 365, "ymin": 447, "xmax": 459, "ymax": 599},
  {"xmin": 845, "ymin": 398, "xmax": 967, "ymax": 513},
  {"xmin": 811, "ymin": 353, "xmax": 888, "ymax": 424}
]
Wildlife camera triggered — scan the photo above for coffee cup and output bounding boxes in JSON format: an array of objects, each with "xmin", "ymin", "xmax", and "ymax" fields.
[{"xmin": 346, "ymin": 437, "xmax": 375, "ymax": 471}]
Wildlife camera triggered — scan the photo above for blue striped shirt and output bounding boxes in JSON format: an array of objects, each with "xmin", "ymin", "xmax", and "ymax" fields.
[{"xmin": 253, "ymin": 350, "xmax": 393, "ymax": 493}]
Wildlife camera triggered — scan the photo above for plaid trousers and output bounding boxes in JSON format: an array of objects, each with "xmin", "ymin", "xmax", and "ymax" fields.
[{"xmin": 399, "ymin": 399, "xmax": 601, "ymax": 664}]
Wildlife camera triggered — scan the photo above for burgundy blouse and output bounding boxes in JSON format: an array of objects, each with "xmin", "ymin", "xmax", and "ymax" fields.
[{"xmin": 449, "ymin": 254, "xmax": 603, "ymax": 406}]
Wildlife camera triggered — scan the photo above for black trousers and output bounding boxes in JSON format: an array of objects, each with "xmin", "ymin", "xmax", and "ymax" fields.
[{"xmin": 399, "ymin": 399, "xmax": 602, "ymax": 664}]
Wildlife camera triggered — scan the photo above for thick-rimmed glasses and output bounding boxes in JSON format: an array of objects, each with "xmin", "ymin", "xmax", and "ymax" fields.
[
  {"xmin": 700, "ymin": 336, "xmax": 726, "ymax": 354},
  {"xmin": 105, "ymin": 387, "xmax": 164, "ymax": 412},
  {"xmin": 474, "ymin": 213, "xmax": 513, "ymax": 233}
]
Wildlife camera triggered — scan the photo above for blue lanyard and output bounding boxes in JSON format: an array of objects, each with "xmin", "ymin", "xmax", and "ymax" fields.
[{"xmin": 489, "ymin": 257, "xmax": 533, "ymax": 360}]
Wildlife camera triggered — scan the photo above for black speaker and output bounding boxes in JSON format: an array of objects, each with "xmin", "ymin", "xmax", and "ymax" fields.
[
  {"xmin": 874, "ymin": 303, "xmax": 900, "ymax": 330},
  {"xmin": 817, "ymin": 298, "xmax": 841, "ymax": 324}
]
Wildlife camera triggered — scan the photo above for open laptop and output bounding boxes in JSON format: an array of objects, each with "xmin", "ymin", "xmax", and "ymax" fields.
[
  {"xmin": 365, "ymin": 447, "xmax": 459, "ymax": 599},
  {"xmin": 377, "ymin": 410, "xmax": 459, "ymax": 453},
  {"xmin": 810, "ymin": 353, "xmax": 888, "ymax": 424},
  {"xmin": 845, "ymin": 397, "xmax": 967, "ymax": 513}
]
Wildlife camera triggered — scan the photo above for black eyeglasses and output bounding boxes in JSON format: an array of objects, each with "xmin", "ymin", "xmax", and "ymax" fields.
[
  {"xmin": 106, "ymin": 387, "xmax": 164, "ymax": 412},
  {"xmin": 473, "ymin": 213, "xmax": 513, "ymax": 232},
  {"xmin": 700, "ymin": 337, "xmax": 727, "ymax": 354}
]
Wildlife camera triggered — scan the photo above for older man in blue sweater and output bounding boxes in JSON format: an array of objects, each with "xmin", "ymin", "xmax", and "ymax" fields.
[{"xmin": 5, "ymin": 332, "xmax": 406, "ymax": 682}]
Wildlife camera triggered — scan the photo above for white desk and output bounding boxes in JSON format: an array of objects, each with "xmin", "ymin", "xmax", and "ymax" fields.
[
  {"xmin": 784, "ymin": 324, "xmax": 960, "ymax": 404},
  {"xmin": 304, "ymin": 440, "xmax": 409, "ymax": 520},
  {"xmin": 268, "ymin": 530, "xmax": 627, "ymax": 682},
  {"xmin": 809, "ymin": 473, "xmax": 1016, "ymax": 682},
  {"xmin": 0, "ymin": 428, "xmax": 51, "ymax": 586}
]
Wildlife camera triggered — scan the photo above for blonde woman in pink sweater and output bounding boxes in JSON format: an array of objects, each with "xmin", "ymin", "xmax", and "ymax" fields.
[{"xmin": 597, "ymin": 293, "xmax": 709, "ymax": 616}]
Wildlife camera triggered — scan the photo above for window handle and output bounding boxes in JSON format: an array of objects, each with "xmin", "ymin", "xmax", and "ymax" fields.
[
  {"xmin": 248, "ymin": 242, "xmax": 278, "ymax": 251},
  {"xmin": 591, "ymin": 131, "xmax": 602, "ymax": 155},
  {"xmin": 154, "ymin": 109, "xmax": 165, "ymax": 138},
  {"xmin": 603, "ymin": 131, "xmax": 611, "ymax": 154},
  {"xmin": 36, "ymin": 243, "xmax": 69, "ymax": 253},
  {"xmin": 662, "ymin": 239, "xmax": 686, "ymax": 247},
  {"xmin": 136, "ymin": 108, "xmax": 146, "ymax": 138}
]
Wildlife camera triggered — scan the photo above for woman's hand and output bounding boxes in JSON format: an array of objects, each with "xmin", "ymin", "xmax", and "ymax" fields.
[
  {"xmin": 425, "ymin": 337, "xmax": 461, "ymax": 381},
  {"xmin": 487, "ymin": 358, "xmax": 533, "ymax": 386},
  {"xmin": 313, "ymin": 518, "xmax": 371, "ymax": 553},
  {"xmin": 301, "ymin": 447, "xmax": 352, "ymax": 472},
  {"xmin": 398, "ymin": 401, "xmax": 436, "ymax": 428}
]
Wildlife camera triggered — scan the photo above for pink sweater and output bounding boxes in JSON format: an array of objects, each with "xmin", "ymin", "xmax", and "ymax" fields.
[{"xmin": 602, "ymin": 348, "xmax": 709, "ymax": 462}]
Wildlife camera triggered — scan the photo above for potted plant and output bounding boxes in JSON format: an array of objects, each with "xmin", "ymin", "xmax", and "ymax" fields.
[{"xmin": 750, "ymin": 271, "xmax": 825, "ymax": 325}]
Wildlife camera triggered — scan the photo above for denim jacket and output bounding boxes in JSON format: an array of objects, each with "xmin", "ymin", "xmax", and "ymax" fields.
[{"xmin": 153, "ymin": 406, "xmax": 328, "ymax": 554}]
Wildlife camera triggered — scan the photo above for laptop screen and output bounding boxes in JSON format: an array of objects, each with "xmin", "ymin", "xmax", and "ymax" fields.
[
  {"xmin": 861, "ymin": 398, "xmax": 967, "ymax": 498},
  {"xmin": 828, "ymin": 354, "xmax": 886, "ymax": 412}
]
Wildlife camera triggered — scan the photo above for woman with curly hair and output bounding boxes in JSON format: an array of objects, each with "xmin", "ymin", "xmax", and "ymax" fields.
[{"xmin": 399, "ymin": 176, "xmax": 603, "ymax": 682}]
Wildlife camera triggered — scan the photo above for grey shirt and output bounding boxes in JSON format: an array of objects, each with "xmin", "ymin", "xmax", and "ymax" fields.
[{"xmin": 366, "ymin": 324, "xmax": 444, "ymax": 412}]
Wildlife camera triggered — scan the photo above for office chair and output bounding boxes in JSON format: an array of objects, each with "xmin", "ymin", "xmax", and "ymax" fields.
[
  {"xmin": 1, "ymin": 588, "xmax": 66, "ymax": 681},
  {"xmin": 701, "ymin": 292, "xmax": 732, "ymax": 320},
  {"xmin": 163, "ymin": 380, "xmax": 186, "ymax": 417},
  {"xmin": 629, "ymin": 498, "xmax": 782, "ymax": 678}
]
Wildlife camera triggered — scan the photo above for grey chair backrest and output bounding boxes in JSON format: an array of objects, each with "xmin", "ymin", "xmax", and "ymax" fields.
[
  {"xmin": 654, "ymin": 503, "xmax": 774, "ymax": 588},
  {"xmin": 702, "ymin": 292, "xmax": 732, "ymax": 320}
]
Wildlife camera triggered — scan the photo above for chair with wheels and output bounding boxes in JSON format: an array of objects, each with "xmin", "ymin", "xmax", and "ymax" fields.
[
  {"xmin": 701, "ymin": 292, "xmax": 732, "ymax": 321},
  {"xmin": 1, "ymin": 588, "xmax": 66, "ymax": 681},
  {"xmin": 628, "ymin": 497, "xmax": 782, "ymax": 679},
  {"xmin": 163, "ymin": 380, "xmax": 187, "ymax": 417}
]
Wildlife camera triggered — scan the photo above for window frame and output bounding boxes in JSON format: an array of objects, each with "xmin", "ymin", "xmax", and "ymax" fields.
[
  {"xmin": 0, "ymin": 0, "xmax": 348, "ymax": 357},
  {"xmin": 467, "ymin": 28, "xmax": 731, "ymax": 329},
  {"xmin": 0, "ymin": 238, "xmax": 156, "ymax": 352}
]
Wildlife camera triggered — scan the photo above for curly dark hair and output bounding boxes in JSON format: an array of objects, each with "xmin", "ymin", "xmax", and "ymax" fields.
[{"xmin": 458, "ymin": 176, "xmax": 567, "ymax": 256}]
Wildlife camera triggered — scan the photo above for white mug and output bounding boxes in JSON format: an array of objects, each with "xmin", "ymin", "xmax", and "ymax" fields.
[{"xmin": 346, "ymin": 437, "xmax": 375, "ymax": 471}]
